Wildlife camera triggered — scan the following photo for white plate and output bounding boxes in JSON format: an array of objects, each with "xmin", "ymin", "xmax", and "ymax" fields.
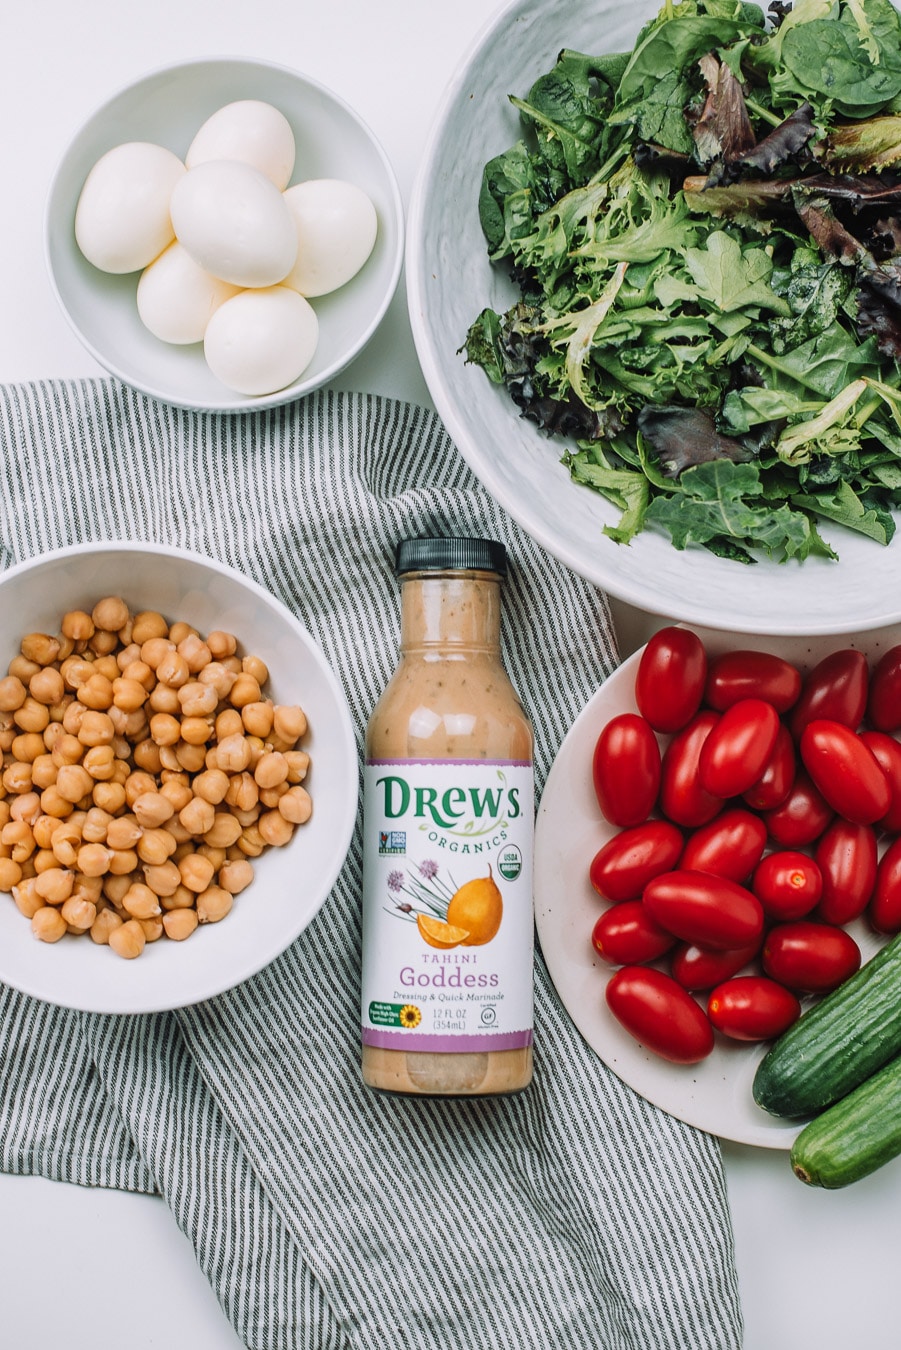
[
  {"xmin": 534, "ymin": 625, "xmax": 901, "ymax": 1147},
  {"xmin": 407, "ymin": 0, "xmax": 901, "ymax": 634}
]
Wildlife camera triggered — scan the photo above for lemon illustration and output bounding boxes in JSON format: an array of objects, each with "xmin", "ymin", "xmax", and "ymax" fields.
[
  {"xmin": 416, "ymin": 913, "xmax": 470, "ymax": 949},
  {"xmin": 446, "ymin": 866, "xmax": 503, "ymax": 946}
]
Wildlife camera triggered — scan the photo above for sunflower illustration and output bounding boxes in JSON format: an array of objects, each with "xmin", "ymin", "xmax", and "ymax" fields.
[{"xmin": 399, "ymin": 1004, "xmax": 422, "ymax": 1029}]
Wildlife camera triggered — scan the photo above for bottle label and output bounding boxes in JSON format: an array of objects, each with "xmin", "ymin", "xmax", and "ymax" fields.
[{"xmin": 361, "ymin": 759, "xmax": 534, "ymax": 1052}]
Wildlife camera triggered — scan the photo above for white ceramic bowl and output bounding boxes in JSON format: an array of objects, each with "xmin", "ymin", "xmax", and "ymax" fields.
[
  {"xmin": 407, "ymin": 0, "xmax": 901, "ymax": 635},
  {"xmin": 0, "ymin": 543, "xmax": 358, "ymax": 1013},
  {"xmin": 45, "ymin": 57, "xmax": 404, "ymax": 412}
]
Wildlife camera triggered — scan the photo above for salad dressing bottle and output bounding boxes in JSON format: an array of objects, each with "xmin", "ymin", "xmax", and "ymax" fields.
[{"xmin": 360, "ymin": 536, "xmax": 534, "ymax": 1096}]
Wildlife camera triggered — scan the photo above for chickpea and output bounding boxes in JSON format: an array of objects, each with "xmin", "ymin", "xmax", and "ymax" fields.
[
  {"xmin": 214, "ymin": 708, "xmax": 243, "ymax": 742},
  {"xmin": 11, "ymin": 732, "xmax": 46, "ymax": 764},
  {"xmin": 90, "ymin": 908, "xmax": 123, "ymax": 945},
  {"xmin": 283, "ymin": 750, "xmax": 310, "ymax": 784},
  {"xmin": 123, "ymin": 771, "xmax": 158, "ymax": 808},
  {"xmin": 21, "ymin": 633, "xmax": 61, "ymax": 667},
  {"xmin": 51, "ymin": 732, "xmax": 84, "ymax": 767},
  {"xmin": 155, "ymin": 650, "xmax": 190, "ymax": 688},
  {"xmin": 199, "ymin": 662, "xmax": 236, "ymax": 700},
  {"xmin": 175, "ymin": 741, "xmax": 208, "ymax": 774},
  {"xmin": 163, "ymin": 908, "xmax": 199, "ymax": 941},
  {"xmin": 159, "ymin": 776, "xmax": 194, "ymax": 812},
  {"xmin": 93, "ymin": 655, "xmax": 121, "ymax": 682},
  {"xmin": 91, "ymin": 786, "xmax": 123, "ymax": 826},
  {"xmin": 111, "ymin": 676, "xmax": 148, "ymax": 712},
  {"xmin": 107, "ymin": 848, "xmax": 139, "ymax": 876},
  {"xmin": 149, "ymin": 712, "xmax": 181, "ymax": 747},
  {"xmin": 240, "ymin": 700, "xmax": 274, "ymax": 739},
  {"xmin": 231, "ymin": 805, "xmax": 260, "ymax": 829},
  {"xmin": 77, "ymin": 710, "xmax": 115, "ymax": 747},
  {"xmin": 131, "ymin": 610, "xmax": 169, "ymax": 644},
  {"xmin": 8, "ymin": 655, "xmax": 40, "ymax": 684},
  {"xmin": 60, "ymin": 894, "xmax": 96, "ymax": 931},
  {"xmin": 3, "ymin": 762, "xmax": 33, "ymax": 795},
  {"xmin": 179, "ymin": 796, "xmax": 216, "ymax": 837},
  {"xmin": 82, "ymin": 744, "xmax": 116, "ymax": 782},
  {"xmin": 219, "ymin": 857, "xmax": 254, "ymax": 895},
  {"xmin": 207, "ymin": 630, "xmax": 237, "ymax": 660},
  {"xmin": 88, "ymin": 629, "xmax": 119, "ymax": 657},
  {"xmin": 139, "ymin": 916, "xmax": 164, "ymax": 943},
  {"xmin": 31, "ymin": 814, "xmax": 60, "ymax": 850},
  {"xmin": 33, "ymin": 847, "xmax": 60, "ymax": 875},
  {"xmin": 122, "ymin": 883, "xmax": 161, "ymax": 920},
  {"xmin": 229, "ymin": 673, "xmax": 262, "ymax": 708},
  {"xmin": 254, "ymin": 751, "xmax": 289, "ymax": 791},
  {"xmin": 133, "ymin": 791, "xmax": 174, "ymax": 829},
  {"xmin": 216, "ymin": 733, "xmax": 252, "ymax": 774},
  {"xmin": 88, "ymin": 598, "xmax": 126, "ymax": 633},
  {"xmin": 196, "ymin": 885, "xmax": 233, "ymax": 924},
  {"xmin": 158, "ymin": 745, "xmax": 182, "ymax": 774},
  {"xmin": 0, "ymin": 676, "xmax": 27, "ymax": 711},
  {"xmin": 178, "ymin": 681, "xmax": 218, "ymax": 717},
  {"xmin": 73, "ymin": 873, "xmax": 104, "ymax": 903},
  {"xmin": 203, "ymin": 812, "xmax": 243, "ymax": 849},
  {"xmin": 77, "ymin": 672, "xmax": 115, "ymax": 711},
  {"xmin": 102, "ymin": 872, "xmax": 134, "ymax": 905},
  {"xmin": 0, "ymin": 856, "xmax": 23, "ymax": 891},
  {"xmin": 141, "ymin": 636, "xmax": 176, "ymax": 670},
  {"xmin": 14, "ymin": 697, "xmax": 50, "ymax": 734},
  {"xmin": 191, "ymin": 768, "xmax": 229, "ymax": 805},
  {"xmin": 12, "ymin": 878, "xmax": 43, "ymax": 918},
  {"xmin": 273, "ymin": 705, "xmax": 308, "ymax": 744},
  {"xmin": 257, "ymin": 810, "xmax": 295, "ymax": 848},
  {"xmin": 161, "ymin": 883, "xmax": 196, "ymax": 911},
  {"xmin": 148, "ymin": 682, "xmax": 180, "ymax": 715},
  {"xmin": 136, "ymin": 828, "xmax": 177, "ymax": 866},
  {"xmin": 75, "ymin": 843, "xmax": 112, "ymax": 878},
  {"xmin": 55, "ymin": 763, "xmax": 94, "ymax": 804},
  {"xmin": 259, "ymin": 784, "xmax": 290, "ymax": 810},
  {"xmin": 108, "ymin": 918, "xmax": 146, "ymax": 960},
  {"xmin": 143, "ymin": 860, "xmax": 181, "ymax": 897},
  {"xmin": 35, "ymin": 867, "xmax": 75, "ymax": 905},
  {"xmin": 180, "ymin": 716, "xmax": 214, "ymax": 747},
  {"xmin": 178, "ymin": 852, "xmax": 215, "ymax": 893},
  {"xmin": 132, "ymin": 739, "xmax": 164, "ymax": 775},
  {"xmin": 32, "ymin": 906, "xmax": 68, "ymax": 943},
  {"xmin": 237, "ymin": 825, "xmax": 265, "ymax": 858},
  {"xmin": 29, "ymin": 667, "xmax": 65, "ymax": 706},
  {"xmin": 79, "ymin": 807, "xmax": 110, "ymax": 842},
  {"xmin": 177, "ymin": 633, "xmax": 211, "ymax": 673},
  {"xmin": 38, "ymin": 784, "xmax": 74, "ymax": 818},
  {"xmin": 61, "ymin": 610, "xmax": 95, "ymax": 642},
  {"xmin": 28, "ymin": 757, "xmax": 55, "ymax": 793},
  {"xmin": 60, "ymin": 656, "xmax": 95, "ymax": 691}
]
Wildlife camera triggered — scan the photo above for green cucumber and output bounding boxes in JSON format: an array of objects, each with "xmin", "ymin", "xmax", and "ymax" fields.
[
  {"xmin": 790, "ymin": 1052, "xmax": 901, "ymax": 1188},
  {"xmin": 753, "ymin": 931, "xmax": 901, "ymax": 1119}
]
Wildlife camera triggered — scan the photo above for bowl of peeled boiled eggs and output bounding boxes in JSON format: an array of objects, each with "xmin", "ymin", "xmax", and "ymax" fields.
[{"xmin": 44, "ymin": 58, "xmax": 404, "ymax": 411}]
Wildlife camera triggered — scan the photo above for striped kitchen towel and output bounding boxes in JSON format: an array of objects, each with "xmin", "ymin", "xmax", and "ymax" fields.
[{"xmin": 0, "ymin": 379, "xmax": 742, "ymax": 1350}]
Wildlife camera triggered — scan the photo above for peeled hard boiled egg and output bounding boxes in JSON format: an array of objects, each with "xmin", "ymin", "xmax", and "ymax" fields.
[
  {"xmin": 186, "ymin": 99, "xmax": 296, "ymax": 190},
  {"xmin": 75, "ymin": 141, "xmax": 185, "ymax": 273},
  {"xmin": 136, "ymin": 241, "xmax": 240, "ymax": 344},
  {"xmin": 170, "ymin": 160, "xmax": 297, "ymax": 288},
  {"xmin": 281, "ymin": 179, "xmax": 378, "ymax": 297},
  {"xmin": 203, "ymin": 285, "xmax": 319, "ymax": 395}
]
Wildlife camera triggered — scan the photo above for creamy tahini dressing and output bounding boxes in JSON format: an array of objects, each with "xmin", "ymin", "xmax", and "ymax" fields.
[{"xmin": 361, "ymin": 569, "xmax": 534, "ymax": 1096}]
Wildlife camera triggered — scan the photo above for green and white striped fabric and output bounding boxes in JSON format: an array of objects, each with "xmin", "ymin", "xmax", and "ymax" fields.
[{"xmin": 0, "ymin": 380, "xmax": 742, "ymax": 1350}]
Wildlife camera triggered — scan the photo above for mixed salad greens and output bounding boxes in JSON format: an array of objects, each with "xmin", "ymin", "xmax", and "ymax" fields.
[{"xmin": 463, "ymin": 0, "xmax": 901, "ymax": 562}]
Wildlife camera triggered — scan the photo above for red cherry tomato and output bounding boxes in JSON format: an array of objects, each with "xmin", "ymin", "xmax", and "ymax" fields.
[
  {"xmin": 679, "ymin": 808, "xmax": 767, "ymax": 883},
  {"xmin": 634, "ymin": 626, "xmax": 707, "ymax": 734},
  {"xmin": 800, "ymin": 719, "xmax": 891, "ymax": 825},
  {"xmin": 813, "ymin": 819, "xmax": 878, "ymax": 926},
  {"xmin": 870, "ymin": 836, "xmax": 901, "ymax": 935},
  {"xmin": 591, "ymin": 901, "xmax": 676, "ymax": 965},
  {"xmin": 707, "ymin": 976, "xmax": 801, "ymax": 1042},
  {"xmin": 742, "ymin": 724, "xmax": 796, "ymax": 812},
  {"xmin": 762, "ymin": 921, "xmax": 861, "ymax": 994},
  {"xmin": 659, "ymin": 711, "xmax": 724, "ymax": 828},
  {"xmin": 705, "ymin": 649, "xmax": 802, "ymax": 714},
  {"xmin": 762, "ymin": 768, "xmax": 833, "ymax": 847},
  {"xmin": 789, "ymin": 648, "xmax": 868, "ymax": 739},
  {"xmin": 592, "ymin": 713, "xmax": 661, "ymax": 828},
  {"xmin": 867, "ymin": 645, "xmax": 901, "ymax": 733},
  {"xmin": 606, "ymin": 965, "xmax": 714, "ymax": 1064},
  {"xmin": 859, "ymin": 731, "xmax": 901, "ymax": 834},
  {"xmin": 670, "ymin": 940, "xmax": 762, "ymax": 992},
  {"xmin": 589, "ymin": 821, "xmax": 684, "ymax": 903},
  {"xmin": 642, "ymin": 870, "xmax": 764, "ymax": 950},
  {"xmin": 752, "ymin": 851, "xmax": 823, "ymax": 921},
  {"xmin": 698, "ymin": 698, "xmax": 780, "ymax": 799}
]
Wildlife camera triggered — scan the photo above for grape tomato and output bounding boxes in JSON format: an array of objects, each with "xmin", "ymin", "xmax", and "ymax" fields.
[
  {"xmin": 800, "ymin": 719, "xmax": 891, "ymax": 825},
  {"xmin": 762, "ymin": 769, "xmax": 834, "ymax": 848},
  {"xmin": 634, "ymin": 626, "xmax": 707, "ymax": 733},
  {"xmin": 752, "ymin": 850, "xmax": 822, "ymax": 921},
  {"xmin": 859, "ymin": 730, "xmax": 901, "ymax": 834},
  {"xmin": 705, "ymin": 650, "xmax": 801, "ymax": 713},
  {"xmin": 870, "ymin": 837, "xmax": 901, "ymax": 935},
  {"xmin": 591, "ymin": 901, "xmax": 676, "ymax": 965},
  {"xmin": 643, "ymin": 870, "xmax": 764, "ymax": 950},
  {"xmin": 589, "ymin": 820, "xmax": 684, "ymax": 903},
  {"xmin": 592, "ymin": 712, "xmax": 660, "ymax": 828},
  {"xmin": 707, "ymin": 976, "xmax": 801, "ymax": 1042},
  {"xmin": 762, "ymin": 921, "xmax": 861, "ymax": 993},
  {"xmin": 659, "ymin": 711, "xmax": 724, "ymax": 828},
  {"xmin": 670, "ymin": 940, "xmax": 761, "ymax": 992},
  {"xmin": 789, "ymin": 648, "xmax": 868, "ymax": 739},
  {"xmin": 813, "ymin": 819, "xmax": 877, "ymax": 926},
  {"xmin": 741, "ymin": 724, "xmax": 795, "ymax": 812},
  {"xmin": 679, "ymin": 808, "xmax": 766, "ymax": 883},
  {"xmin": 698, "ymin": 698, "xmax": 780, "ymax": 799},
  {"xmin": 605, "ymin": 966, "xmax": 714, "ymax": 1064},
  {"xmin": 867, "ymin": 645, "xmax": 901, "ymax": 733}
]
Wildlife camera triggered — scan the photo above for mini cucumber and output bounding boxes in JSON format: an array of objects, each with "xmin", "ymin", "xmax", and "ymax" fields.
[
  {"xmin": 753, "ymin": 931, "xmax": 901, "ymax": 1119},
  {"xmin": 790, "ymin": 1052, "xmax": 901, "ymax": 1188}
]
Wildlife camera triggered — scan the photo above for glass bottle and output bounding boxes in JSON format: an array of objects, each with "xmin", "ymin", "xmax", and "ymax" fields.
[{"xmin": 360, "ymin": 536, "xmax": 534, "ymax": 1095}]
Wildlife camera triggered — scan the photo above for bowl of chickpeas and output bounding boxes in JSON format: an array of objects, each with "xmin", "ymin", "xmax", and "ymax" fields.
[{"xmin": 0, "ymin": 541, "xmax": 357, "ymax": 1013}]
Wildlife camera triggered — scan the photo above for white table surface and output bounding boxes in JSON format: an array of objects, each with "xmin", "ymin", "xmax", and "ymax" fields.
[{"xmin": 1, "ymin": 2, "xmax": 899, "ymax": 1347}]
